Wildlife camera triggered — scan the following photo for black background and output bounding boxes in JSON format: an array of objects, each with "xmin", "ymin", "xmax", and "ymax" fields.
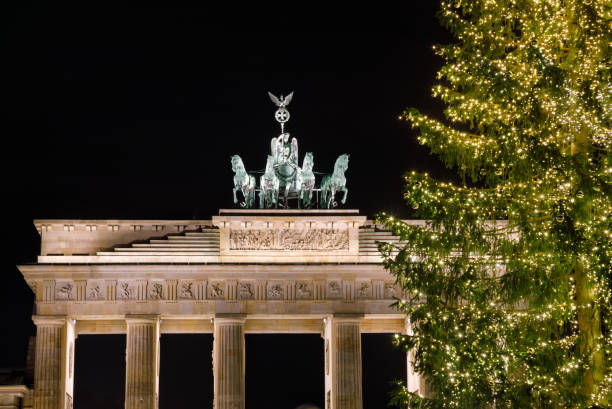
[{"xmin": 2, "ymin": 3, "xmax": 454, "ymax": 408}]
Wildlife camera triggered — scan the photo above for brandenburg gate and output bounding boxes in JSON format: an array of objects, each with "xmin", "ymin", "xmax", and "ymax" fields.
[
  {"xmin": 12, "ymin": 93, "xmax": 424, "ymax": 408},
  {"xmin": 17, "ymin": 210, "xmax": 424, "ymax": 409}
]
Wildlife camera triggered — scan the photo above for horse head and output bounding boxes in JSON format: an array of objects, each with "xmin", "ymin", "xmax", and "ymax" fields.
[
  {"xmin": 335, "ymin": 154, "xmax": 349, "ymax": 172},
  {"xmin": 231, "ymin": 155, "xmax": 244, "ymax": 174},
  {"xmin": 265, "ymin": 155, "xmax": 275, "ymax": 173},
  {"xmin": 302, "ymin": 152, "xmax": 314, "ymax": 171}
]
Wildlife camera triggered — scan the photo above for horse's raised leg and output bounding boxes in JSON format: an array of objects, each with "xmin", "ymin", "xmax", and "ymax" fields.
[{"xmin": 330, "ymin": 187, "xmax": 339, "ymax": 208}]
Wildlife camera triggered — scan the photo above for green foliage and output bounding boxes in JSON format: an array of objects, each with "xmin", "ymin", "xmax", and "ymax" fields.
[{"xmin": 379, "ymin": 0, "xmax": 611, "ymax": 407}]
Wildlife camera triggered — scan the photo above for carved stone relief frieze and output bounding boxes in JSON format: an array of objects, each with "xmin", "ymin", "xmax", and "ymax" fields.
[
  {"xmin": 356, "ymin": 281, "xmax": 372, "ymax": 298},
  {"xmin": 117, "ymin": 281, "xmax": 137, "ymax": 300},
  {"xmin": 148, "ymin": 282, "xmax": 164, "ymax": 300},
  {"xmin": 55, "ymin": 282, "xmax": 74, "ymax": 301},
  {"xmin": 296, "ymin": 281, "xmax": 313, "ymax": 299},
  {"xmin": 208, "ymin": 282, "xmax": 225, "ymax": 299},
  {"xmin": 44, "ymin": 276, "xmax": 397, "ymax": 302},
  {"xmin": 384, "ymin": 282, "xmax": 400, "ymax": 299},
  {"xmin": 177, "ymin": 281, "xmax": 195, "ymax": 300},
  {"xmin": 238, "ymin": 282, "xmax": 255, "ymax": 300},
  {"xmin": 86, "ymin": 281, "xmax": 105, "ymax": 301},
  {"xmin": 229, "ymin": 229, "xmax": 349, "ymax": 251},
  {"xmin": 267, "ymin": 282, "xmax": 284, "ymax": 300},
  {"xmin": 326, "ymin": 280, "xmax": 342, "ymax": 299}
]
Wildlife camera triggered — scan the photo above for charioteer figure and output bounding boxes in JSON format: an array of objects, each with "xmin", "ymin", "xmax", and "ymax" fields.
[{"xmin": 271, "ymin": 132, "xmax": 298, "ymax": 181}]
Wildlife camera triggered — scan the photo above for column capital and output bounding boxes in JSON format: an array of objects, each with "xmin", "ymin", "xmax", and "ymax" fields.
[
  {"xmin": 32, "ymin": 315, "xmax": 67, "ymax": 327},
  {"xmin": 125, "ymin": 314, "xmax": 160, "ymax": 325},
  {"xmin": 332, "ymin": 314, "xmax": 364, "ymax": 323},
  {"xmin": 214, "ymin": 314, "xmax": 246, "ymax": 324}
]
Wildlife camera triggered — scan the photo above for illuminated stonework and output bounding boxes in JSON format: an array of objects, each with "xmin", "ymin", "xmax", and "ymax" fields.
[
  {"xmin": 16, "ymin": 209, "xmax": 426, "ymax": 409},
  {"xmin": 229, "ymin": 228, "xmax": 349, "ymax": 251}
]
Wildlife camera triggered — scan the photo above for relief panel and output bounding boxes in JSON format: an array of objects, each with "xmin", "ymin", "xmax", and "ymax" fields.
[
  {"xmin": 295, "ymin": 281, "xmax": 313, "ymax": 299},
  {"xmin": 177, "ymin": 281, "xmax": 195, "ymax": 300},
  {"xmin": 384, "ymin": 282, "xmax": 401, "ymax": 299},
  {"xmin": 86, "ymin": 281, "xmax": 105, "ymax": 301},
  {"xmin": 266, "ymin": 282, "xmax": 284, "ymax": 300},
  {"xmin": 356, "ymin": 281, "xmax": 372, "ymax": 299},
  {"xmin": 55, "ymin": 281, "xmax": 74, "ymax": 301},
  {"xmin": 229, "ymin": 229, "xmax": 349, "ymax": 250},
  {"xmin": 326, "ymin": 280, "xmax": 342, "ymax": 299},
  {"xmin": 238, "ymin": 282, "xmax": 255, "ymax": 300},
  {"xmin": 208, "ymin": 281, "xmax": 225, "ymax": 300},
  {"xmin": 148, "ymin": 281, "xmax": 165, "ymax": 300},
  {"xmin": 117, "ymin": 281, "xmax": 138, "ymax": 300}
]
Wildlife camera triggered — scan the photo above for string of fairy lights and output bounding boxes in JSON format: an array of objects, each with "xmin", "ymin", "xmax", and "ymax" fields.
[{"xmin": 379, "ymin": 0, "xmax": 610, "ymax": 407}]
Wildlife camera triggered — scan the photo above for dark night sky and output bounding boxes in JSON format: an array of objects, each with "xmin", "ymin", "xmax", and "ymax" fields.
[{"xmin": 1, "ymin": 3, "xmax": 455, "ymax": 408}]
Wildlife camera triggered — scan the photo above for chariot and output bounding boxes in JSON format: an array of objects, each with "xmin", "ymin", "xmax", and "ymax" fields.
[{"xmin": 232, "ymin": 92, "xmax": 349, "ymax": 209}]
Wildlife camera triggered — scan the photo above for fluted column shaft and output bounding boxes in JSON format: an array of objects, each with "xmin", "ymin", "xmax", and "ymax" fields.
[
  {"xmin": 125, "ymin": 316, "xmax": 160, "ymax": 409},
  {"xmin": 33, "ymin": 321, "xmax": 62, "ymax": 409},
  {"xmin": 324, "ymin": 316, "xmax": 363, "ymax": 409},
  {"xmin": 33, "ymin": 316, "xmax": 74, "ymax": 409},
  {"xmin": 213, "ymin": 317, "xmax": 245, "ymax": 409},
  {"xmin": 333, "ymin": 320, "xmax": 362, "ymax": 409}
]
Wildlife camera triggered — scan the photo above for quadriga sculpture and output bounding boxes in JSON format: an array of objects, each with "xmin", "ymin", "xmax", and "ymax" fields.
[
  {"xmin": 320, "ymin": 154, "xmax": 349, "ymax": 209},
  {"xmin": 231, "ymin": 155, "xmax": 256, "ymax": 208},
  {"xmin": 260, "ymin": 155, "xmax": 280, "ymax": 208},
  {"xmin": 296, "ymin": 152, "xmax": 315, "ymax": 209}
]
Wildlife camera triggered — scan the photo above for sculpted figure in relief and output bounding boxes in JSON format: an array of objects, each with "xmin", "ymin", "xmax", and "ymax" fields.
[
  {"xmin": 210, "ymin": 283, "xmax": 224, "ymax": 298},
  {"xmin": 239, "ymin": 283, "xmax": 254, "ymax": 299},
  {"xmin": 56, "ymin": 283, "xmax": 73, "ymax": 300},
  {"xmin": 267, "ymin": 283, "xmax": 284, "ymax": 299},
  {"xmin": 296, "ymin": 282, "xmax": 312, "ymax": 298},
  {"xmin": 178, "ymin": 282, "xmax": 194, "ymax": 299},
  {"xmin": 358, "ymin": 282, "xmax": 371, "ymax": 297},
  {"xmin": 119, "ymin": 282, "xmax": 134, "ymax": 299},
  {"xmin": 328, "ymin": 281, "xmax": 341, "ymax": 296},
  {"xmin": 149, "ymin": 283, "xmax": 163, "ymax": 300},
  {"xmin": 88, "ymin": 284, "xmax": 102, "ymax": 300},
  {"xmin": 384, "ymin": 282, "xmax": 399, "ymax": 298},
  {"xmin": 229, "ymin": 229, "xmax": 349, "ymax": 251}
]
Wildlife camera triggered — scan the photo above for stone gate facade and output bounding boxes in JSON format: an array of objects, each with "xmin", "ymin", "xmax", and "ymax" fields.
[{"xmin": 12, "ymin": 209, "xmax": 424, "ymax": 409}]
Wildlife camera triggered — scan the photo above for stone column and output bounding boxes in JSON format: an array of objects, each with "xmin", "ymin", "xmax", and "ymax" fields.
[
  {"xmin": 323, "ymin": 315, "xmax": 363, "ymax": 409},
  {"xmin": 404, "ymin": 318, "xmax": 431, "ymax": 397},
  {"xmin": 213, "ymin": 316, "xmax": 245, "ymax": 409},
  {"xmin": 32, "ymin": 316, "xmax": 75, "ymax": 409},
  {"xmin": 405, "ymin": 318, "xmax": 422, "ymax": 396},
  {"xmin": 125, "ymin": 316, "xmax": 160, "ymax": 409}
]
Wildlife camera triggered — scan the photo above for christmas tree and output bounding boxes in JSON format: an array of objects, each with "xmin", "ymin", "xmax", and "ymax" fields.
[{"xmin": 378, "ymin": 1, "xmax": 611, "ymax": 407}]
